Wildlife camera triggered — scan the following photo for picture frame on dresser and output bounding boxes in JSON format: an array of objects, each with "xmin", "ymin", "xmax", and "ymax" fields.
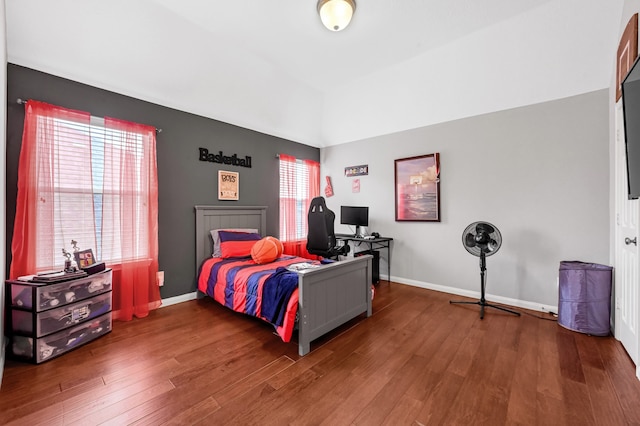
[{"xmin": 74, "ymin": 248, "xmax": 96, "ymax": 269}]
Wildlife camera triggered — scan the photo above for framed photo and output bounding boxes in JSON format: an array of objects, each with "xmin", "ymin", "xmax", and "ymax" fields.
[
  {"xmin": 74, "ymin": 249, "xmax": 96, "ymax": 269},
  {"xmin": 394, "ymin": 153, "xmax": 440, "ymax": 222},
  {"xmin": 617, "ymin": 13, "xmax": 638, "ymax": 101},
  {"xmin": 218, "ymin": 170, "xmax": 239, "ymax": 200}
]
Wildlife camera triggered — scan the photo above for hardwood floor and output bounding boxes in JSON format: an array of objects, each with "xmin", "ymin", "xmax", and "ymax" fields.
[{"xmin": 2, "ymin": 281, "xmax": 640, "ymax": 425}]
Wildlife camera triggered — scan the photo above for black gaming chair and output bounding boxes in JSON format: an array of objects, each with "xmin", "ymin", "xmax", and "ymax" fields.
[{"xmin": 306, "ymin": 196, "xmax": 350, "ymax": 259}]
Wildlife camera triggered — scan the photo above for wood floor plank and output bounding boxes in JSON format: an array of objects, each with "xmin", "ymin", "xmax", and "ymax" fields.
[
  {"xmin": 3, "ymin": 281, "xmax": 640, "ymax": 425},
  {"xmin": 352, "ymin": 354, "xmax": 427, "ymax": 425},
  {"xmin": 158, "ymin": 396, "xmax": 220, "ymax": 426},
  {"xmin": 0, "ymin": 376, "xmax": 100, "ymax": 424},
  {"xmin": 212, "ymin": 355, "xmax": 294, "ymax": 406},
  {"xmin": 556, "ymin": 328, "xmax": 587, "ymax": 383},
  {"xmin": 506, "ymin": 315, "xmax": 540, "ymax": 425},
  {"xmin": 560, "ymin": 377, "xmax": 597, "ymax": 425},
  {"xmin": 202, "ymin": 371, "xmax": 318, "ymax": 425},
  {"xmin": 414, "ymin": 370, "xmax": 466, "ymax": 425},
  {"xmin": 581, "ymin": 363, "xmax": 627, "ymax": 425},
  {"xmin": 265, "ymin": 347, "xmax": 333, "ymax": 390},
  {"xmin": 536, "ymin": 316, "xmax": 563, "ymax": 401},
  {"xmin": 599, "ymin": 341, "xmax": 640, "ymax": 424},
  {"xmin": 67, "ymin": 380, "xmax": 177, "ymax": 425}
]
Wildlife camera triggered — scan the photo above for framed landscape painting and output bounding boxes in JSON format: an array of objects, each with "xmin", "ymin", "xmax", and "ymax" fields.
[{"xmin": 394, "ymin": 153, "xmax": 440, "ymax": 222}]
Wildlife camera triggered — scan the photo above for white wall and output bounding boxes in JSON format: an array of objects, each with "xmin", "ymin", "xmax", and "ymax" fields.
[
  {"xmin": 321, "ymin": 1, "xmax": 623, "ymax": 147},
  {"xmin": 322, "ymin": 90, "xmax": 610, "ymax": 310},
  {"xmin": 612, "ymin": 0, "xmax": 640, "ymax": 260},
  {"xmin": 1, "ymin": 0, "xmax": 8, "ymax": 387}
]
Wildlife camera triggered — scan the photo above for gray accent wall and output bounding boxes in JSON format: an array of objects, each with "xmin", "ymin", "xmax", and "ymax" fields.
[
  {"xmin": 0, "ymin": 0, "xmax": 7, "ymax": 388},
  {"xmin": 321, "ymin": 90, "xmax": 610, "ymax": 308},
  {"xmin": 5, "ymin": 64, "xmax": 319, "ymax": 298}
]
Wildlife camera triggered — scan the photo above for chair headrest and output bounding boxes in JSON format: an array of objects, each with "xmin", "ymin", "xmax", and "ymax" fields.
[{"xmin": 309, "ymin": 196, "xmax": 327, "ymax": 213}]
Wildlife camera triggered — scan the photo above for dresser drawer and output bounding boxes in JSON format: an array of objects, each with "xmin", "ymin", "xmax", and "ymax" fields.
[
  {"xmin": 10, "ymin": 269, "xmax": 112, "ymax": 312},
  {"xmin": 11, "ymin": 312, "xmax": 112, "ymax": 363},
  {"xmin": 11, "ymin": 292, "xmax": 112, "ymax": 337}
]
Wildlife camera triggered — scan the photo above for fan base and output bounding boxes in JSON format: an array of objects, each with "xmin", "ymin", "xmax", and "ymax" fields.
[{"xmin": 449, "ymin": 299, "xmax": 521, "ymax": 319}]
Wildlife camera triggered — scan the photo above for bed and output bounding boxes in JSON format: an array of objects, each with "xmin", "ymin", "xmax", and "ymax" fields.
[{"xmin": 195, "ymin": 205, "xmax": 373, "ymax": 356}]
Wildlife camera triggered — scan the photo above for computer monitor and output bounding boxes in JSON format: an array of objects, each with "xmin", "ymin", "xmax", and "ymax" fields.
[{"xmin": 340, "ymin": 206, "xmax": 369, "ymax": 237}]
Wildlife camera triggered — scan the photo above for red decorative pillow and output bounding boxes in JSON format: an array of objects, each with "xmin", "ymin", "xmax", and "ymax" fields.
[
  {"xmin": 219, "ymin": 231, "xmax": 261, "ymax": 258},
  {"xmin": 210, "ymin": 228, "xmax": 258, "ymax": 257},
  {"xmin": 251, "ymin": 237, "xmax": 280, "ymax": 264},
  {"xmin": 219, "ymin": 240, "xmax": 255, "ymax": 258}
]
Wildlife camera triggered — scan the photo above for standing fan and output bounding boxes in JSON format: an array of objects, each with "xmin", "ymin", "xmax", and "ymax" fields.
[{"xmin": 449, "ymin": 221, "xmax": 520, "ymax": 319}]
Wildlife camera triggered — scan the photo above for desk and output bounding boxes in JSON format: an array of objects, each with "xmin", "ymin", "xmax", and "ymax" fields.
[{"xmin": 336, "ymin": 234, "xmax": 393, "ymax": 283}]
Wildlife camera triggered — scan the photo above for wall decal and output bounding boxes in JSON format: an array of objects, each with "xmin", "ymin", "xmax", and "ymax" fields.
[
  {"xmin": 345, "ymin": 165, "xmax": 368, "ymax": 177},
  {"xmin": 199, "ymin": 148, "xmax": 252, "ymax": 168},
  {"xmin": 324, "ymin": 176, "xmax": 334, "ymax": 197},
  {"xmin": 218, "ymin": 170, "xmax": 239, "ymax": 200},
  {"xmin": 352, "ymin": 178, "xmax": 360, "ymax": 193}
]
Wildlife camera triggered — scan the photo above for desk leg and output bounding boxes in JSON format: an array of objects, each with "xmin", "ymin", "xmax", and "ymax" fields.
[{"xmin": 386, "ymin": 245, "xmax": 390, "ymax": 282}]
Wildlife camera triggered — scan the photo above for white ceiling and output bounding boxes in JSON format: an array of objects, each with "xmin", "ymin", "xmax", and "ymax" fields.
[{"xmin": 5, "ymin": 0, "xmax": 625, "ymax": 147}]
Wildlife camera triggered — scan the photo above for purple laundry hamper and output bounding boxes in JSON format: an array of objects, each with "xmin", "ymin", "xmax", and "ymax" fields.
[{"xmin": 558, "ymin": 261, "xmax": 613, "ymax": 336}]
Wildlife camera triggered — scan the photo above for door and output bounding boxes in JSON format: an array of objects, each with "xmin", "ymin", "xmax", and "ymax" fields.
[{"xmin": 614, "ymin": 100, "xmax": 640, "ymax": 376}]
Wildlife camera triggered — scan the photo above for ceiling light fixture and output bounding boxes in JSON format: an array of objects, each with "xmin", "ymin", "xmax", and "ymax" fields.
[{"xmin": 317, "ymin": 0, "xmax": 356, "ymax": 32}]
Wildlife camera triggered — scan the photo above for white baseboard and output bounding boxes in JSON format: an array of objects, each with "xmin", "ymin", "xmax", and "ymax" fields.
[
  {"xmin": 391, "ymin": 276, "xmax": 558, "ymax": 314},
  {"xmin": 158, "ymin": 279, "xmax": 558, "ymax": 316},
  {"xmin": 160, "ymin": 292, "xmax": 198, "ymax": 308}
]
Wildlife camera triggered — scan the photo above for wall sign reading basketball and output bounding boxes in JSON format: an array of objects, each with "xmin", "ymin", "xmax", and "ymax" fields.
[{"xmin": 199, "ymin": 148, "xmax": 252, "ymax": 168}]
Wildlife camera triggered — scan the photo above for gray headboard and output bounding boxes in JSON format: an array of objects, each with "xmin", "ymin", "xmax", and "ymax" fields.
[{"xmin": 194, "ymin": 205, "xmax": 268, "ymax": 272}]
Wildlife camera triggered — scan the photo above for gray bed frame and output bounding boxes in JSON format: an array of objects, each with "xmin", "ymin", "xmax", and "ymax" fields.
[{"xmin": 195, "ymin": 205, "xmax": 372, "ymax": 356}]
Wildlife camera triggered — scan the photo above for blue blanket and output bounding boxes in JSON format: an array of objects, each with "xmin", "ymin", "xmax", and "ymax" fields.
[{"xmin": 261, "ymin": 267, "xmax": 299, "ymax": 326}]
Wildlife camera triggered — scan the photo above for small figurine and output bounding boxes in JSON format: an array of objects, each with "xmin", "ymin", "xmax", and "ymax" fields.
[
  {"xmin": 62, "ymin": 248, "xmax": 74, "ymax": 272},
  {"xmin": 71, "ymin": 240, "xmax": 79, "ymax": 252}
]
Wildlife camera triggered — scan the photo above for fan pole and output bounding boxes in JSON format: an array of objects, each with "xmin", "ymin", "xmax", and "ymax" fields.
[
  {"xmin": 450, "ymin": 251, "xmax": 521, "ymax": 319},
  {"xmin": 479, "ymin": 252, "xmax": 486, "ymax": 319}
]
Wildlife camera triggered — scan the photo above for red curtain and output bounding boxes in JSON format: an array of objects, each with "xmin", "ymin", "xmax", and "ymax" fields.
[
  {"xmin": 10, "ymin": 101, "xmax": 94, "ymax": 278},
  {"xmin": 103, "ymin": 117, "xmax": 161, "ymax": 320},
  {"xmin": 279, "ymin": 154, "xmax": 320, "ymax": 259},
  {"xmin": 10, "ymin": 101, "xmax": 161, "ymax": 321}
]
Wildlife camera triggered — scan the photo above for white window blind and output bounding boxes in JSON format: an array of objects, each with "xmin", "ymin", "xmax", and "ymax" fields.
[
  {"xmin": 279, "ymin": 158, "xmax": 311, "ymax": 240},
  {"xmin": 35, "ymin": 115, "xmax": 148, "ymax": 270}
]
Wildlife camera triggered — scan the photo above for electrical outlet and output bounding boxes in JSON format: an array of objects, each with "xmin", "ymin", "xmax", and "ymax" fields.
[
  {"xmin": 539, "ymin": 306, "xmax": 558, "ymax": 316},
  {"xmin": 157, "ymin": 270, "xmax": 165, "ymax": 286}
]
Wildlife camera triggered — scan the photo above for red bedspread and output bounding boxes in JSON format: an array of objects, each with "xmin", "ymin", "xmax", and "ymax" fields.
[{"xmin": 197, "ymin": 256, "xmax": 320, "ymax": 342}]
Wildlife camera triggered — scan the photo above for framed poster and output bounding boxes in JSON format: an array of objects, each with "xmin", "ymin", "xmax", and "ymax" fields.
[
  {"xmin": 352, "ymin": 178, "xmax": 360, "ymax": 193},
  {"xmin": 617, "ymin": 14, "xmax": 638, "ymax": 101},
  {"xmin": 218, "ymin": 170, "xmax": 239, "ymax": 200},
  {"xmin": 394, "ymin": 153, "xmax": 440, "ymax": 222}
]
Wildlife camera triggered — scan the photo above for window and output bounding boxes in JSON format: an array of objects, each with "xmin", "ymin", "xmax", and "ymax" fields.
[
  {"xmin": 279, "ymin": 158, "xmax": 313, "ymax": 240},
  {"xmin": 35, "ymin": 116, "xmax": 149, "ymax": 269},
  {"xmin": 278, "ymin": 154, "xmax": 320, "ymax": 257},
  {"xmin": 11, "ymin": 100, "xmax": 161, "ymax": 320}
]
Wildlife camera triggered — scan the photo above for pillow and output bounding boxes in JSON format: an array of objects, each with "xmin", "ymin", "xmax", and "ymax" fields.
[
  {"xmin": 264, "ymin": 236, "xmax": 284, "ymax": 257},
  {"xmin": 251, "ymin": 237, "xmax": 280, "ymax": 264},
  {"xmin": 218, "ymin": 230, "xmax": 261, "ymax": 258},
  {"xmin": 210, "ymin": 228, "xmax": 258, "ymax": 257}
]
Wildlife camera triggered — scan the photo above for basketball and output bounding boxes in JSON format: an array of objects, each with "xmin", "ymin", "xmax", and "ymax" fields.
[
  {"xmin": 251, "ymin": 237, "xmax": 280, "ymax": 264},
  {"xmin": 265, "ymin": 236, "xmax": 284, "ymax": 257}
]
